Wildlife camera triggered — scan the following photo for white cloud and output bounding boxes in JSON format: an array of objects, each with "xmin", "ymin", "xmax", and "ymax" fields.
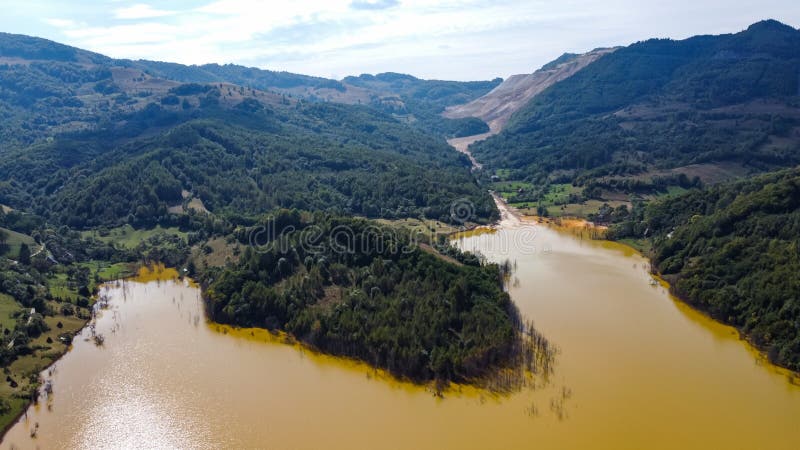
[
  {"xmin": 21, "ymin": 0, "xmax": 800, "ymax": 80},
  {"xmin": 114, "ymin": 4, "xmax": 176, "ymax": 20},
  {"xmin": 43, "ymin": 18, "xmax": 78, "ymax": 28},
  {"xmin": 64, "ymin": 22, "xmax": 178, "ymax": 46}
]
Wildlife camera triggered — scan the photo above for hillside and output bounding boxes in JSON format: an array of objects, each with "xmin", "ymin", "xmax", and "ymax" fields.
[
  {"xmin": 468, "ymin": 20, "xmax": 800, "ymax": 216},
  {"xmin": 0, "ymin": 32, "xmax": 497, "ymax": 228},
  {"xmin": 135, "ymin": 63, "xmax": 501, "ymax": 137},
  {"xmin": 444, "ymin": 48, "xmax": 617, "ymax": 132},
  {"xmin": 203, "ymin": 214, "xmax": 531, "ymax": 383},
  {"xmin": 609, "ymin": 167, "xmax": 800, "ymax": 371},
  {"xmin": 0, "ymin": 30, "xmax": 518, "ymax": 408}
]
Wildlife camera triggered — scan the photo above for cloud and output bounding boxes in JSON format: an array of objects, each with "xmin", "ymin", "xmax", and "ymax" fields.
[
  {"xmin": 43, "ymin": 18, "xmax": 78, "ymax": 28},
  {"xmin": 350, "ymin": 0, "xmax": 400, "ymax": 10},
  {"xmin": 114, "ymin": 4, "xmax": 176, "ymax": 20},
  {"xmin": 19, "ymin": 0, "xmax": 800, "ymax": 80}
]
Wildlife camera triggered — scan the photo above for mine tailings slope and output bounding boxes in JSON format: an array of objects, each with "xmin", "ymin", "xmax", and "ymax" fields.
[{"xmin": 443, "ymin": 48, "xmax": 617, "ymax": 134}]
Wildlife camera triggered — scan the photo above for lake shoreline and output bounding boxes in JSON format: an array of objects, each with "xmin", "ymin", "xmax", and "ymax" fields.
[
  {"xmin": 0, "ymin": 316, "xmax": 89, "ymax": 441},
  {"xmin": 0, "ymin": 266, "xmax": 162, "ymax": 443},
  {"xmin": 489, "ymin": 194, "xmax": 800, "ymax": 382},
  {"xmin": 5, "ymin": 211, "xmax": 800, "ymax": 447},
  {"xmin": 3, "ymin": 261, "xmax": 542, "ymax": 442}
]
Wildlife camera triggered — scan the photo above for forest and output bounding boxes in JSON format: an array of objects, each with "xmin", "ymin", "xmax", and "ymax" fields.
[
  {"xmin": 0, "ymin": 49, "xmax": 499, "ymax": 228},
  {"xmin": 0, "ymin": 29, "xmax": 522, "ymax": 409},
  {"xmin": 470, "ymin": 20, "xmax": 800, "ymax": 195},
  {"xmin": 610, "ymin": 168, "xmax": 800, "ymax": 370},
  {"xmin": 0, "ymin": 102, "xmax": 497, "ymax": 229},
  {"xmin": 202, "ymin": 212, "xmax": 520, "ymax": 383}
]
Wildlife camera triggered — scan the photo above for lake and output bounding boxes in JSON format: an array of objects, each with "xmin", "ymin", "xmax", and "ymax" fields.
[{"xmin": 3, "ymin": 209, "xmax": 800, "ymax": 449}]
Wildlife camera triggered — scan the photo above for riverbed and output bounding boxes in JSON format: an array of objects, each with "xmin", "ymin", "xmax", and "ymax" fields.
[{"xmin": 3, "ymin": 212, "xmax": 800, "ymax": 449}]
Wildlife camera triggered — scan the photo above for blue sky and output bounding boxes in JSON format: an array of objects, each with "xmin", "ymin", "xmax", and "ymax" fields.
[{"xmin": 1, "ymin": 1, "xmax": 798, "ymax": 80}]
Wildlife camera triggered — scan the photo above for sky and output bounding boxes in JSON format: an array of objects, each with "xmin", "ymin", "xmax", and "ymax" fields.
[{"xmin": 0, "ymin": 1, "xmax": 799, "ymax": 81}]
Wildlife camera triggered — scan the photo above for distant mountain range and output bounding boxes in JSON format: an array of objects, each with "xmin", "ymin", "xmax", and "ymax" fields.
[
  {"xmin": 0, "ymin": 32, "xmax": 501, "ymax": 228},
  {"xmin": 0, "ymin": 31, "xmax": 501, "ymax": 142}
]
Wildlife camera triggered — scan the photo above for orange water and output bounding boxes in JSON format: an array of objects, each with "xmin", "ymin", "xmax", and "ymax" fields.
[{"xmin": 3, "ymin": 219, "xmax": 800, "ymax": 449}]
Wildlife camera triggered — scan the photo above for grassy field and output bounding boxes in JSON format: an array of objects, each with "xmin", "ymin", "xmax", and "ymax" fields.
[
  {"xmin": 0, "ymin": 293, "xmax": 20, "ymax": 332},
  {"xmin": 0, "ymin": 227, "xmax": 36, "ymax": 259},
  {"xmin": 519, "ymin": 183, "xmax": 581, "ymax": 205},
  {"xmin": 642, "ymin": 185, "xmax": 689, "ymax": 200},
  {"xmin": 82, "ymin": 225, "xmax": 187, "ymax": 249},
  {"xmin": 492, "ymin": 182, "xmax": 604, "ymax": 218},
  {"xmin": 191, "ymin": 237, "xmax": 243, "ymax": 270},
  {"xmin": 48, "ymin": 272, "xmax": 78, "ymax": 302},
  {"xmin": 167, "ymin": 197, "xmax": 209, "ymax": 215},
  {"xmin": 78, "ymin": 261, "xmax": 136, "ymax": 282},
  {"xmin": 48, "ymin": 261, "xmax": 135, "ymax": 302},
  {"xmin": 492, "ymin": 169, "xmax": 514, "ymax": 181},
  {"xmin": 545, "ymin": 199, "xmax": 629, "ymax": 218},
  {"xmin": 490, "ymin": 181, "xmax": 535, "ymax": 200},
  {"xmin": 494, "ymin": 183, "xmax": 582, "ymax": 209}
]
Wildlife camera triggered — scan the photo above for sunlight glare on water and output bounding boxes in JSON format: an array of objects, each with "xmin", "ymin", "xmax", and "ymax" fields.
[{"xmin": 3, "ymin": 220, "xmax": 800, "ymax": 449}]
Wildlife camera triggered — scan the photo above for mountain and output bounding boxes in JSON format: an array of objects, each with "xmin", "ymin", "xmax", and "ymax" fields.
[
  {"xmin": 0, "ymin": 31, "xmax": 500, "ymax": 144},
  {"xmin": 0, "ymin": 32, "xmax": 498, "ymax": 228},
  {"xmin": 340, "ymin": 72, "xmax": 501, "ymax": 136},
  {"xmin": 132, "ymin": 63, "xmax": 501, "ymax": 138},
  {"xmin": 444, "ymin": 48, "xmax": 617, "ymax": 133},
  {"xmin": 467, "ymin": 20, "xmax": 800, "ymax": 212}
]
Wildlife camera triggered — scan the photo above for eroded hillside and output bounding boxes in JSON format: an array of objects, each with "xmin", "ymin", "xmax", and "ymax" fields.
[{"xmin": 443, "ymin": 48, "xmax": 617, "ymax": 133}]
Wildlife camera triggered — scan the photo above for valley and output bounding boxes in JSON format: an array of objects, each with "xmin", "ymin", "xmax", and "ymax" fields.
[
  {"xmin": 3, "ymin": 201, "xmax": 800, "ymax": 449},
  {"xmin": 1, "ymin": 15, "xmax": 799, "ymax": 449}
]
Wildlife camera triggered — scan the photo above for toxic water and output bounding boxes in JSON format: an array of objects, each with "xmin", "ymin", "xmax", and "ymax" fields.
[{"xmin": 3, "ymin": 217, "xmax": 800, "ymax": 449}]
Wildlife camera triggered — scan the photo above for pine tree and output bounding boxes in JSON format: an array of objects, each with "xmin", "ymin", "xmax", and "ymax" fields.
[{"xmin": 18, "ymin": 242, "xmax": 31, "ymax": 265}]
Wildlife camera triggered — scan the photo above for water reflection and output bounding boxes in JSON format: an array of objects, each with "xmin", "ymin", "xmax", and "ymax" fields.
[{"xmin": 4, "ymin": 222, "xmax": 800, "ymax": 449}]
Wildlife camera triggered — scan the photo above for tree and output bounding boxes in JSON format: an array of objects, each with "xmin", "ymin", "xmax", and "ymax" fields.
[
  {"xmin": 0, "ymin": 229, "xmax": 8, "ymax": 255},
  {"xmin": 18, "ymin": 243, "xmax": 31, "ymax": 266}
]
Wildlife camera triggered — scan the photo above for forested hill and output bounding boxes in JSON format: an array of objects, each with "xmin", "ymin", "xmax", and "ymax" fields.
[
  {"xmin": 136, "ymin": 64, "xmax": 500, "ymax": 137},
  {"xmin": 0, "ymin": 32, "xmax": 497, "ymax": 229},
  {"xmin": 609, "ymin": 167, "xmax": 800, "ymax": 371},
  {"xmin": 133, "ymin": 60, "xmax": 498, "ymax": 138},
  {"xmin": 0, "ymin": 31, "xmax": 518, "ymax": 399},
  {"xmin": 470, "ymin": 20, "xmax": 800, "ymax": 200},
  {"xmin": 203, "ymin": 213, "xmax": 525, "ymax": 384}
]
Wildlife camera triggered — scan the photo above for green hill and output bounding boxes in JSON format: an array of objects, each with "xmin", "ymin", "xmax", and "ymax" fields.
[
  {"xmin": 470, "ymin": 20, "xmax": 800, "ymax": 209},
  {"xmin": 0, "ymin": 33, "xmax": 497, "ymax": 229},
  {"xmin": 203, "ymin": 213, "xmax": 538, "ymax": 384},
  {"xmin": 610, "ymin": 167, "xmax": 800, "ymax": 371},
  {"xmin": 0, "ymin": 31, "xmax": 518, "ymax": 393}
]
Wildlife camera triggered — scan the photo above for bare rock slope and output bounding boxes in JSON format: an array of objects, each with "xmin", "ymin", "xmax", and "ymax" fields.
[{"xmin": 444, "ymin": 48, "xmax": 617, "ymax": 133}]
